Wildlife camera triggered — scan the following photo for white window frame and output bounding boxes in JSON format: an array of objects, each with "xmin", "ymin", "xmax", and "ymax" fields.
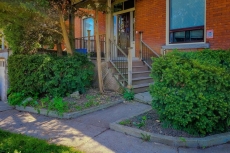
[{"xmin": 165, "ymin": 0, "xmax": 207, "ymax": 48}]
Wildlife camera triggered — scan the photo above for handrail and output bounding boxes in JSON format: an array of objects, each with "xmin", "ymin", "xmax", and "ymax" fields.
[
  {"xmin": 141, "ymin": 40, "xmax": 160, "ymax": 57},
  {"xmin": 109, "ymin": 39, "xmax": 129, "ymax": 85},
  {"xmin": 139, "ymin": 32, "xmax": 160, "ymax": 69},
  {"xmin": 109, "ymin": 39, "xmax": 128, "ymax": 58}
]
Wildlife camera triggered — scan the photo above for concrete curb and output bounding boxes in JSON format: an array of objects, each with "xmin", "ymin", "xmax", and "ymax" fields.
[
  {"xmin": 134, "ymin": 97, "xmax": 151, "ymax": 105},
  {"xmin": 110, "ymin": 109, "xmax": 230, "ymax": 148},
  {"xmin": 16, "ymin": 100, "xmax": 123, "ymax": 119}
]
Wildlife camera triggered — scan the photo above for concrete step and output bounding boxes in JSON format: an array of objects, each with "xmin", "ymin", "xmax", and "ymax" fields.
[
  {"xmin": 116, "ymin": 66, "xmax": 149, "ymax": 72},
  {"xmin": 112, "ymin": 60, "xmax": 146, "ymax": 67},
  {"xmin": 114, "ymin": 71, "xmax": 151, "ymax": 79},
  {"xmin": 132, "ymin": 77, "xmax": 153, "ymax": 85},
  {"xmin": 133, "ymin": 83, "xmax": 151, "ymax": 93}
]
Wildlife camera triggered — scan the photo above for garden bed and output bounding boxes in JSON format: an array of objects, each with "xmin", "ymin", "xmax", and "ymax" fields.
[
  {"xmin": 110, "ymin": 109, "xmax": 230, "ymax": 148},
  {"xmin": 16, "ymin": 88, "xmax": 124, "ymax": 119}
]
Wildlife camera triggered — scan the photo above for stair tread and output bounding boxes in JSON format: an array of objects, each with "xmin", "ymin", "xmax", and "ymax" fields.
[
  {"xmin": 113, "ymin": 71, "xmax": 151, "ymax": 75},
  {"xmin": 132, "ymin": 77, "xmax": 152, "ymax": 81},
  {"xmin": 117, "ymin": 66, "xmax": 146, "ymax": 68},
  {"xmin": 133, "ymin": 83, "xmax": 153, "ymax": 89}
]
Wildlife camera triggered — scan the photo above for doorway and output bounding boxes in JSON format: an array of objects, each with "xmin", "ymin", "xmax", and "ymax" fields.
[{"xmin": 114, "ymin": 11, "xmax": 135, "ymax": 57}]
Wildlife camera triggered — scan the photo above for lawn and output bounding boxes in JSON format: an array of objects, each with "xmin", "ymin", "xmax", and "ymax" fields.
[{"xmin": 0, "ymin": 129, "xmax": 83, "ymax": 153}]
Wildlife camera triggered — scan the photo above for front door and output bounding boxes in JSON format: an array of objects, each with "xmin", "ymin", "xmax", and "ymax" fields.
[{"xmin": 114, "ymin": 11, "xmax": 135, "ymax": 57}]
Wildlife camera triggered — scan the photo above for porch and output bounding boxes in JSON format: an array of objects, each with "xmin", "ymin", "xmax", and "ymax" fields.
[
  {"xmin": 73, "ymin": 0, "xmax": 160, "ymax": 93},
  {"xmin": 75, "ymin": 31, "xmax": 159, "ymax": 93}
]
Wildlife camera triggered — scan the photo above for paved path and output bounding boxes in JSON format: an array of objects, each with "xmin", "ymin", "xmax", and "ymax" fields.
[{"xmin": 0, "ymin": 101, "xmax": 229, "ymax": 153}]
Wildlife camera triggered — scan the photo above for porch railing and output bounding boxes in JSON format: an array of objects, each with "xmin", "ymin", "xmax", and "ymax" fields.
[
  {"xmin": 109, "ymin": 39, "xmax": 133, "ymax": 88},
  {"xmin": 75, "ymin": 32, "xmax": 106, "ymax": 58},
  {"xmin": 139, "ymin": 32, "xmax": 160, "ymax": 69}
]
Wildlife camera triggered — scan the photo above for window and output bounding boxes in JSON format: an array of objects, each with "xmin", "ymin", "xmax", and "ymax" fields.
[
  {"xmin": 83, "ymin": 17, "xmax": 94, "ymax": 37},
  {"xmin": 114, "ymin": 0, "xmax": 134, "ymax": 12},
  {"xmin": 169, "ymin": 0, "xmax": 205, "ymax": 43}
]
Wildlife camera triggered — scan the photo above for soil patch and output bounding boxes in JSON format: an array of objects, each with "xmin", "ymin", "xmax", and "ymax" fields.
[
  {"xmin": 63, "ymin": 88, "xmax": 123, "ymax": 112},
  {"xmin": 23, "ymin": 88, "xmax": 124, "ymax": 113},
  {"xmin": 120, "ymin": 110, "xmax": 209, "ymax": 138}
]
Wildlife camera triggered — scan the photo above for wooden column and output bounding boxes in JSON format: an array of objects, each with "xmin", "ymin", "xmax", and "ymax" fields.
[
  {"xmin": 127, "ymin": 47, "xmax": 133, "ymax": 89},
  {"xmin": 139, "ymin": 31, "xmax": 143, "ymax": 60},
  {"xmin": 87, "ymin": 30, "xmax": 91, "ymax": 60},
  {"xmin": 105, "ymin": 0, "xmax": 112, "ymax": 61}
]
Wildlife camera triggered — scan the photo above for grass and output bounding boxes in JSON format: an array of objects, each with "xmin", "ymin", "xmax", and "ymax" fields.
[
  {"xmin": 0, "ymin": 129, "xmax": 83, "ymax": 153},
  {"xmin": 119, "ymin": 119, "xmax": 131, "ymax": 126}
]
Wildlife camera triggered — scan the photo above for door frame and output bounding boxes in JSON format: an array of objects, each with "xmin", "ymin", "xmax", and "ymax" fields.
[{"xmin": 113, "ymin": 8, "xmax": 135, "ymax": 57}]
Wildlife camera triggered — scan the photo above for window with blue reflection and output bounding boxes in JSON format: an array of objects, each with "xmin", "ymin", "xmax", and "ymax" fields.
[
  {"xmin": 170, "ymin": 0, "xmax": 204, "ymax": 30},
  {"xmin": 83, "ymin": 18, "xmax": 94, "ymax": 37},
  {"xmin": 169, "ymin": 0, "xmax": 205, "ymax": 43}
]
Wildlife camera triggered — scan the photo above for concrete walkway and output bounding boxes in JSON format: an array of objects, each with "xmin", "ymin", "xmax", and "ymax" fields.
[{"xmin": 0, "ymin": 100, "xmax": 229, "ymax": 153}]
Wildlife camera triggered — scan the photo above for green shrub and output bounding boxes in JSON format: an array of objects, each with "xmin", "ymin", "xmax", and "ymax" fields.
[
  {"xmin": 150, "ymin": 49, "xmax": 230, "ymax": 135},
  {"xmin": 7, "ymin": 92, "xmax": 25, "ymax": 106},
  {"xmin": 48, "ymin": 97, "xmax": 67, "ymax": 116},
  {"xmin": 8, "ymin": 53, "xmax": 94, "ymax": 98},
  {"xmin": 123, "ymin": 88, "xmax": 135, "ymax": 101}
]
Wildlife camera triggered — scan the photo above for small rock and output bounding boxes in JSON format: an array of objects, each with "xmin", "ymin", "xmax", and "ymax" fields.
[{"xmin": 70, "ymin": 91, "xmax": 80, "ymax": 99}]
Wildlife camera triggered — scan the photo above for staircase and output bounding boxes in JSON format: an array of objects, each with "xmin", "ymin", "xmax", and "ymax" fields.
[
  {"xmin": 111, "ymin": 58, "xmax": 152, "ymax": 93},
  {"xmin": 74, "ymin": 34, "xmax": 159, "ymax": 94}
]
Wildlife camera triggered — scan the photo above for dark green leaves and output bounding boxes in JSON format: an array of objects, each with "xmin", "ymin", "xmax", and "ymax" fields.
[
  {"xmin": 150, "ymin": 49, "xmax": 230, "ymax": 135},
  {"xmin": 8, "ymin": 53, "xmax": 94, "ymax": 98}
]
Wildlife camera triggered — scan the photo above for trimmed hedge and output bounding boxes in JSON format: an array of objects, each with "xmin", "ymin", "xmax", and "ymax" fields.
[
  {"xmin": 150, "ymin": 49, "xmax": 230, "ymax": 135},
  {"xmin": 8, "ymin": 53, "xmax": 94, "ymax": 98}
]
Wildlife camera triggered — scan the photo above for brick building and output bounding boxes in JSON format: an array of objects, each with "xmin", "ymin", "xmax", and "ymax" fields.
[
  {"xmin": 75, "ymin": 0, "xmax": 230, "ymax": 56},
  {"xmin": 74, "ymin": 0, "xmax": 230, "ymax": 92}
]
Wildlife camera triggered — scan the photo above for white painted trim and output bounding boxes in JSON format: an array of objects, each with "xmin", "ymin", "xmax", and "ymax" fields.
[
  {"xmin": 204, "ymin": 0, "xmax": 207, "ymax": 42},
  {"xmin": 165, "ymin": 0, "xmax": 206, "ymax": 45},
  {"xmin": 162, "ymin": 42, "xmax": 210, "ymax": 50},
  {"xmin": 113, "ymin": 8, "xmax": 135, "ymax": 15},
  {"xmin": 130, "ymin": 11, "xmax": 135, "ymax": 57},
  {"xmin": 166, "ymin": 0, "xmax": 169, "ymax": 45}
]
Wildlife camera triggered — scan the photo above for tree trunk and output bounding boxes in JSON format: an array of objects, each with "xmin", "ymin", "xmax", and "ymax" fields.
[
  {"xmin": 56, "ymin": 42, "xmax": 62, "ymax": 56},
  {"xmin": 95, "ymin": 8, "xmax": 104, "ymax": 93},
  {"xmin": 59, "ymin": 11, "xmax": 73, "ymax": 55}
]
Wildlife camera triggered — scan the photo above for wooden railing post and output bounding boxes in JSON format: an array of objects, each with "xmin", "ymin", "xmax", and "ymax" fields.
[
  {"xmin": 105, "ymin": 0, "xmax": 111, "ymax": 61},
  {"xmin": 139, "ymin": 31, "xmax": 143, "ymax": 60},
  {"xmin": 127, "ymin": 47, "xmax": 133, "ymax": 89},
  {"xmin": 87, "ymin": 30, "xmax": 91, "ymax": 60}
]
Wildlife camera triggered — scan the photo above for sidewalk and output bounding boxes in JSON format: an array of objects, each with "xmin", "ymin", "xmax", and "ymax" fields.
[{"xmin": 0, "ymin": 99, "xmax": 229, "ymax": 153}]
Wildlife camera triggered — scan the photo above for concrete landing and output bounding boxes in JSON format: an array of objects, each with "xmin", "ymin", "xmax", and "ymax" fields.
[
  {"xmin": 0, "ymin": 101, "xmax": 12, "ymax": 112},
  {"xmin": 134, "ymin": 92, "xmax": 152, "ymax": 105}
]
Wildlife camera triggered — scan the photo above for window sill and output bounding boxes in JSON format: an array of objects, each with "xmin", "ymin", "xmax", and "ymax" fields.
[{"xmin": 162, "ymin": 43, "xmax": 210, "ymax": 50}]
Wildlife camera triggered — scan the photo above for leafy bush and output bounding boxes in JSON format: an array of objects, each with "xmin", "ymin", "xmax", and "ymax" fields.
[
  {"xmin": 7, "ymin": 92, "xmax": 25, "ymax": 106},
  {"xmin": 150, "ymin": 49, "xmax": 230, "ymax": 135},
  {"xmin": 123, "ymin": 88, "xmax": 135, "ymax": 101},
  {"xmin": 8, "ymin": 53, "xmax": 94, "ymax": 98},
  {"xmin": 48, "ymin": 97, "xmax": 68, "ymax": 116}
]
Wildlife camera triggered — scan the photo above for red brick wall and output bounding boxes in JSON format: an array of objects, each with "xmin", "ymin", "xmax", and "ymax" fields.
[
  {"xmin": 75, "ymin": 17, "xmax": 82, "ymax": 38},
  {"xmin": 206, "ymin": 0, "xmax": 230, "ymax": 50},
  {"xmin": 135, "ymin": 0, "xmax": 166, "ymax": 56},
  {"xmin": 98, "ymin": 12, "xmax": 106, "ymax": 35}
]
